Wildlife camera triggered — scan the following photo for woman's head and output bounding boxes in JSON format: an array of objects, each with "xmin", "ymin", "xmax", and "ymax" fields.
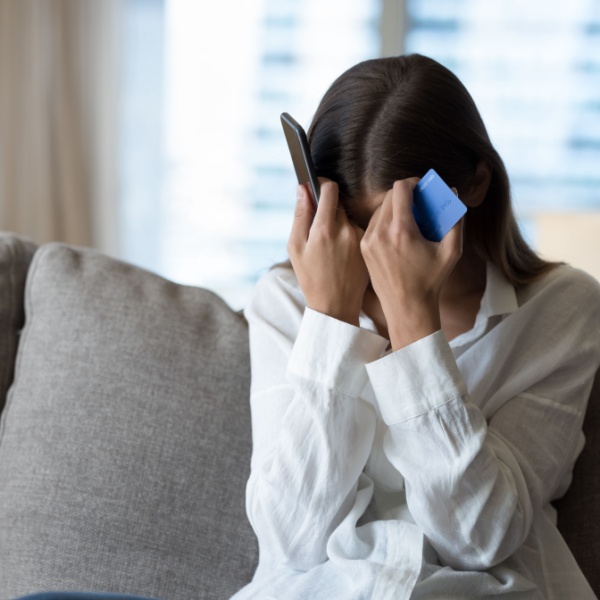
[{"xmin": 307, "ymin": 53, "xmax": 554, "ymax": 285}]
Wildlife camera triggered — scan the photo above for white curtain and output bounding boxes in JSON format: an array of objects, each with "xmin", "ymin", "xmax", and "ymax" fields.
[{"xmin": 0, "ymin": 0, "xmax": 121, "ymax": 254}]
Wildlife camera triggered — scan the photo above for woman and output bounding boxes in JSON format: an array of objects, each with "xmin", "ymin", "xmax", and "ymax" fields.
[{"xmin": 232, "ymin": 54, "xmax": 600, "ymax": 598}]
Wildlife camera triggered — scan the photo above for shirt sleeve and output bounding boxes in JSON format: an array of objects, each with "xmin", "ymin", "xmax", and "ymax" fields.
[
  {"xmin": 366, "ymin": 302, "xmax": 600, "ymax": 572},
  {"xmin": 244, "ymin": 268, "xmax": 389, "ymax": 571}
]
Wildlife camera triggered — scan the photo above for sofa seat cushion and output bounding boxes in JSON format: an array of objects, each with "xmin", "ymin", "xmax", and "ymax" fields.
[
  {"xmin": 0, "ymin": 243, "xmax": 257, "ymax": 599},
  {"xmin": 0, "ymin": 232, "xmax": 37, "ymax": 413}
]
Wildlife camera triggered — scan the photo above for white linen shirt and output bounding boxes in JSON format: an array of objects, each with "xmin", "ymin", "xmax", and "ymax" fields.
[{"xmin": 231, "ymin": 262, "xmax": 600, "ymax": 600}]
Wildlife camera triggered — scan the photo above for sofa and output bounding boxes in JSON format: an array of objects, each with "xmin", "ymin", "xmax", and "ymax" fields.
[{"xmin": 0, "ymin": 231, "xmax": 597, "ymax": 599}]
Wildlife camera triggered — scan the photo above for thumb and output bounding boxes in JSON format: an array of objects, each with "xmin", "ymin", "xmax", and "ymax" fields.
[{"xmin": 440, "ymin": 216, "xmax": 464, "ymax": 263}]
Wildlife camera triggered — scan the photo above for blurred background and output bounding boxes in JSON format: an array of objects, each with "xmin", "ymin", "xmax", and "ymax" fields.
[{"xmin": 0, "ymin": 0, "xmax": 599, "ymax": 308}]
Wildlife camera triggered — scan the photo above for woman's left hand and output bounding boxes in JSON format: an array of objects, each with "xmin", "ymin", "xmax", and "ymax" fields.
[{"xmin": 360, "ymin": 178, "xmax": 463, "ymax": 350}]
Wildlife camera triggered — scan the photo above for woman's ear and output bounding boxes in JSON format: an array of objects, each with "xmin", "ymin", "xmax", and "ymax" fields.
[{"xmin": 463, "ymin": 160, "xmax": 492, "ymax": 208}]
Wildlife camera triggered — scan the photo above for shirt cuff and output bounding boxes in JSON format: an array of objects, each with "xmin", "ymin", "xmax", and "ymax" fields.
[
  {"xmin": 287, "ymin": 308, "xmax": 389, "ymax": 396},
  {"xmin": 366, "ymin": 330, "xmax": 467, "ymax": 424}
]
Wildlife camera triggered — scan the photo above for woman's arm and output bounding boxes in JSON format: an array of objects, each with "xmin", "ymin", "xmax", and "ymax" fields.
[
  {"xmin": 360, "ymin": 178, "xmax": 600, "ymax": 570},
  {"xmin": 245, "ymin": 268, "xmax": 388, "ymax": 572},
  {"xmin": 360, "ymin": 178, "xmax": 463, "ymax": 352},
  {"xmin": 243, "ymin": 180, "xmax": 387, "ymax": 570},
  {"xmin": 365, "ymin": 271, "xmax": 600, "ymax": 570}
]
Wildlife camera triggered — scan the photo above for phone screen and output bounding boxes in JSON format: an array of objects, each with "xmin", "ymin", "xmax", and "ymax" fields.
[{"xmin": 280, "ymin": 112, "xmax": 320, "ymax": 207}]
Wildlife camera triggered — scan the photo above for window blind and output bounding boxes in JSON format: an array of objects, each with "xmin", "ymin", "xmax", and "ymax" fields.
[
  {"xmin": 122, "ymin": 0, "xmax": 380, "ymax": 308},
  {"xmin": 405, "ymin": 0, "xmax": 600, "ymax": 227}
]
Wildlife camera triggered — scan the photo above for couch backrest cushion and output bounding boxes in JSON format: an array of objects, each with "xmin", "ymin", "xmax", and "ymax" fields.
[
  {"xmin": 0, "ymin": 243, "xmax": 257, "ymax": 599},
  {"xmin": 0, "ymin": 232, "xmax": 37, "ymax": 413},
  {"xmin": 555, "ymin": 368, "xmax": 600, "ymax": 594}
]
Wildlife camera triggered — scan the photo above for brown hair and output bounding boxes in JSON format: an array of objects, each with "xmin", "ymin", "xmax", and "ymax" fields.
[{"xmin": 306, "ymin": 54, "xmax": 557, "ymax": 287}]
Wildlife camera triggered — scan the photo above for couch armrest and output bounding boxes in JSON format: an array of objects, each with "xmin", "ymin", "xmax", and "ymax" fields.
[{"xmin": 555, "ymin": 369, "xmax": 600, "ymax": 594}]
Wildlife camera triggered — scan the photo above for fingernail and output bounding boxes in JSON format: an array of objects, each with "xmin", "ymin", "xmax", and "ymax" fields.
[
  {"xmin": 451, "ymin": 187, "xmax": 458, "ymax": 197},
  {"xmin": 297, "ymin": 185, "xmax": 305, "ymax": 201}
]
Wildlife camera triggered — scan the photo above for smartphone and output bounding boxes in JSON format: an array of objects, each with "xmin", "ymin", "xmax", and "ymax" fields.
[{"xmin": 280, "ymin": 112, "xmax": 320, "ymax": 208}]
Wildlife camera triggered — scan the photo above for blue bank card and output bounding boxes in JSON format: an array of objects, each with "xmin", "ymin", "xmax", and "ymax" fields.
[{"xmin": 412, "ymin": 169, "xmax": 467, "ymax": 242}]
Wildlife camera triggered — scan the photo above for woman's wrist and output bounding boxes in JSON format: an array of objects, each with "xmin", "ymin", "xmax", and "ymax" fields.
[
  {"xmin": 385, "ymin": 297, "xmax": 441, "ymax": 351},
  {"xmin": 306, "ymin": 300, "xmax": 361, "ymax": 327}
]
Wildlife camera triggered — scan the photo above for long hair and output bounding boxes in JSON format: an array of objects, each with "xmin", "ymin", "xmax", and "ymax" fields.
[{"xmin": 306, "ymin": 53, "xmax": 557, "ymax": 287}]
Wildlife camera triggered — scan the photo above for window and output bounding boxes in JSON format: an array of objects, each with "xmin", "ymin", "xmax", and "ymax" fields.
[
  {"xmin": 120, "ymin": 0, "xmax": 600, "ymax": 308},
  {"xmin": 405, "ymin": 0, "xmax": 600, "ymax": 276},
  {"xmin": 120, "ymin": 0, "xmax": 381, "ymax": 308}
]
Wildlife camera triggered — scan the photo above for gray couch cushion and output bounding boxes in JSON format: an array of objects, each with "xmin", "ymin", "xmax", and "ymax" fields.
[
  {"xmin": 0, "ymin": 243, "xmax": 257, "ymax": 599},
  {"xmin": 555, "ymin": 369, "xmax": 600, "ymax": 594},
  {"xmin": 0, "ymin": 232, "xmax": 37, "ymax": 413}
]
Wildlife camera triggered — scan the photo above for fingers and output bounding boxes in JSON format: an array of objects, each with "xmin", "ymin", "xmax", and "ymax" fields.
[
  {"xmin": 312, "ymin": 179, "xmax": 340, "ymax": 227},
  {"xmin": 364, "ymin": 188, "xmax": 391, "ymax": 238},
  {"xmin": 391, "ymin": 178, "xmax": 420, "ymax": 232},
  {"xmin": 288, "ymin": 179, "xmax": 349, "ymax": 258},
  {"xmin": 440, "ymin": 216, "xmax": 464, "ymax": 262},
  {"xmin": 288, "ymin": 184, "xmax": 314, "ymax": 254},
  {"xmin": 442, "ymin": 187, "xmax": 464, "ymax": 261},
  {"xmin": 365, "ymin": 180, "xmax": 418, "ymax": 244}
]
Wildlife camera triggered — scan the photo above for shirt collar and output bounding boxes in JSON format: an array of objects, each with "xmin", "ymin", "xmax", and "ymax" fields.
[
  {"xmin": 479, "ymin": 262, "xmax": 519, "ymax": 319},
  {"xmin": 449, "ymin": 262, "xmax": 518, "ymax": 350}
]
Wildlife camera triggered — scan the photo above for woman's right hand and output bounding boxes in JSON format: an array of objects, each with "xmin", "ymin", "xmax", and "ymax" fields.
[{"xmin": 287, "ymin": 180, "xmax": 369, "ymax": 326}]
